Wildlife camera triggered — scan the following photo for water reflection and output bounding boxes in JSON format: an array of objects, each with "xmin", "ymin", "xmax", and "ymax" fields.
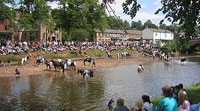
[{"xmin": 0, "ymin": 57, "xmax": 200, "ymax": 110}]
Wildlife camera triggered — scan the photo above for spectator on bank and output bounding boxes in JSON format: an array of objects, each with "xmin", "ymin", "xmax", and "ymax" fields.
[
  {"xmin": 155, "ymin": 85, "xmax": 178, "ymax": 111},
  {"xmin": 113, "ymin": 98, "xmax": 130, "ymax": 111},
  {"xmin": 134, "ymin": 100, "xmax": 144, "ymax": 111},
  {"xmin": 179, "ymin": 83, "xmax": 188, "ymax": 93},
  {"xmin": 142, "ymin": 95, "xmax": 153, "ymax": 111},
  {"xmin": 178, "ymin": 90, "xmax": 190, "ymax": 111}
]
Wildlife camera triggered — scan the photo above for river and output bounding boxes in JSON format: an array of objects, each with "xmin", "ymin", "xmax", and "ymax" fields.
[{"xmin": 0, "ymin": 57, "xmax": 200, "ymax": 111}]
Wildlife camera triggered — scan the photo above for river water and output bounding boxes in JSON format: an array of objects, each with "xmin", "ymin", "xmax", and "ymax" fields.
[{"xmin": 0, "ymin": 57, "xmax": 200, "ymax": 111}]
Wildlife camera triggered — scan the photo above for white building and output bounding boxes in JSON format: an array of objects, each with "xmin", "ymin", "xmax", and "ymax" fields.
[{"xmin": 143, "ymin": 28, "xmax": 174, "ymax": 46}]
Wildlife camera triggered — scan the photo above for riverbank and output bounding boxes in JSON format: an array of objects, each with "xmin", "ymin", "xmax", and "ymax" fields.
[
  {"xmin": 0, "ymin": 50, "xmax": 199, "ymax": 77},
  {"xmin": 0, "ymin": 52, "xmax": 156, "ymax": 77},
  {"xmin": 151, "ymin": 83, "xmax": 200, "ymax": 108}
]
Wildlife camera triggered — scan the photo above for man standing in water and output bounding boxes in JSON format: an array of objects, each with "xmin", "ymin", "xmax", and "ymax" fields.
[
  {"xmin": 92, "ymin": 57, "xmax": 96, "ymax": 67},
  {"xmin": 15, "ymin": 67, "xmax": 20, "ymax": 75},
  {"xmin": 83, "ymin": 69, "xmax": 89, "ymax": 80}
]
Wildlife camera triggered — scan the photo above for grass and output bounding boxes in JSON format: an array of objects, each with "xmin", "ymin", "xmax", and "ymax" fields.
[
  {"xmin": 0, "ymin": 56, "xmax": 21, "ymax": 62},
  {"xmin": 187, "ymin": 83, "xmax": 200, "ymax": 104},
  {"xmin": 44, "ymin": 54, "xmax": 64, "ymax": 59},
  {"xmin": 151, "ymin": 83, "xmax": 200, "ymax": 108}
]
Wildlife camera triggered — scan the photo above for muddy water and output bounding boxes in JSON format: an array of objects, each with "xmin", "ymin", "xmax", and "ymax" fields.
[{"xmin": 0, "ymin": 57, "xmax": 200, "ymax": 110}]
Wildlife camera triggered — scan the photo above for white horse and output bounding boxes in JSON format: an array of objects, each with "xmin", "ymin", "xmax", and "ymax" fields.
[{"xmin": 21, "ymin": 56, "xmax": 29, "ymax": 65}]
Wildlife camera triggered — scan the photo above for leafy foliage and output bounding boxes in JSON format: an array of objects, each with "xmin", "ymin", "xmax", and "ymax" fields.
[
  {"xmin": 131, "ymin": 20, "xmax": 143, "ymax": 30},
  {"xmin": 0, "ymin": 0, "xmax": 15, "ymax": 24},
  {"xmin": 155, "ymin": 0, "xmax": 200, "ymax": 37},
  {"xmin": 143, "ymin": 20, "xmax": 158, "ymax": 29},
  {"xmin": 122, "ymin": 0, "xmax": 141, "ymax": 19},
  {"xmin": 71, "ymin": 29, "xmax": 89, "ymax": 42},
  {"xmin": 51, "ymin": 0, "xmax": 107, "ymax": 41}
]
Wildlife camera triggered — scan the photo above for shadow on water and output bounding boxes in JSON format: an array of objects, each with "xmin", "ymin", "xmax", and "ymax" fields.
[{"xmin": 0, "ymin": 57, "xmax": 200, "ymax": 110}]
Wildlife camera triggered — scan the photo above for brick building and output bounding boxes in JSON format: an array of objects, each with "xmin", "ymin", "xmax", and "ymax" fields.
[{"xmin": 0, "ymin": 20, "xmax": 15, "ymax": 41}]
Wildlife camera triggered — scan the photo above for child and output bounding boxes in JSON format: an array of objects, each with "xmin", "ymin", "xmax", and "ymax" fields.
[{"xmin": 107, "ymin": 98, "xmax": 114, "ymax": 110}]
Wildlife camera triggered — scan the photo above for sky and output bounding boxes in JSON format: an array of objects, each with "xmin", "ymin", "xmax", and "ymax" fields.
[
  {"xmin": 13, "ymin": 0, "xmax": 171, "ymax": 26},
  {"xmin": 107, "ymin": 0, "xmax": 171, "ymax": 25},
  {"xmin": 47, "ymin": 0, "xmax": 172, "ymax": 26}
]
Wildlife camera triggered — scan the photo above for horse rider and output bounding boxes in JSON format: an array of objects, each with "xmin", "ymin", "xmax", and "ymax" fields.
[
  {"xmin": 87, "ymin": 56, "xmax": 91, "ymax": 60},
  {"xmin": 138, "ymin": 63, "xmax": 144, "ymax": 70}
]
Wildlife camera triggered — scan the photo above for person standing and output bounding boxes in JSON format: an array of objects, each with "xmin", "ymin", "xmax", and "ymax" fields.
[
  {"xmin": 15, "ymin": 67, "xmax": 20, "ymax": 75},
  {"xmin": 92, "ymin": 57, "xmax": 96, "ymax": 67}
]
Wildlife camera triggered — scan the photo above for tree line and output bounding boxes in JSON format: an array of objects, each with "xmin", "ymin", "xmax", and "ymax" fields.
[{"xmin": 1, "ymin": 0, "xmax": 199, "ymax": 42}]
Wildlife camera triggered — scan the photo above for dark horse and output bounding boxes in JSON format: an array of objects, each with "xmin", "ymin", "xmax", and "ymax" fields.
[
  {"xmin": 83, "ymin": 57, "xmax": 92, "ymax": 65},
  {"xmin": 181, "ymin": 58, "xmax": 186, "ymax": 62},
  {"xmin": 51, "ymin": 60, "xmax": 65, "ymax": 72},
  {"xmin": 77, "ymin": 69, "xmax": 94, "ymax": 78}
]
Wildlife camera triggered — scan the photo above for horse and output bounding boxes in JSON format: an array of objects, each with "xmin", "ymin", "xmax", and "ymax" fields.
[
  {"xmin": 77, "ymin": 69, "xmax": 94, "ymax": 78},
  {"xmin": 83, "ymin": 57, "xmax": 92, "ymax": 65},
  {"xmin": 21, "ymin": 56, "xmax": 30, "ymax": 65},
  {"xmin": 181, "ymin": 58, "xmax": 186, "ymax": 62},
  {"xmin": 65, "ymin": 59, "xmax": 77, "ymax": 71},
  {"xmin": 107, "ymin": 52, "xmax": 112, "ymax": 58},
  {"xmin": 51, "ymin": 60, "xmax": 64, "ymax": 72},
  {"xmin": 164, "ymin": 56, "xmax": 172, "ymax": 62},
  {"xmin": 36, "ymin": 57, "xmax": 44, "ymax": 66}
]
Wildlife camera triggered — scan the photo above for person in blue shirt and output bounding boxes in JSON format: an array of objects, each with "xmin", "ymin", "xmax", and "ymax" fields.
[
  {"xmin": 155, "ymin": 85, "xmax": 178, "ymax": 111},
  {"xmin": 83, "ymin": 69, "xmax": 89, "ymax": 80}
]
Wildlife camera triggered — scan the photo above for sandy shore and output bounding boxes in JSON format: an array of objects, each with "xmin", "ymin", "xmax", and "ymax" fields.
[{"xmin": 1, "ymin": 52, "xmax": 198, "ymax": 77}]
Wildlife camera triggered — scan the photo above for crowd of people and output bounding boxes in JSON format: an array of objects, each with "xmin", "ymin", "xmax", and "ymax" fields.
[{"xmin": 106, "ymin": 83, "xmax": 199, "ymax": 111}]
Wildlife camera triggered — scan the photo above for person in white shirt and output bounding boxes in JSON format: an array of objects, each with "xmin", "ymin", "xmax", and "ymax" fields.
[{"xmin": 142, "ymin": 95, "xmax": 153, "ymax": 111}]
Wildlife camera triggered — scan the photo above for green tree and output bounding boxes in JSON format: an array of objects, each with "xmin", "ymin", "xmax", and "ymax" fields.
[
  {"xmin": 71, "ymin": 29, "xmax": 89, "ymax": 42},
  {"xmin": 155, "ymin": 0, "xmax": 200, "ymax": 38},
  {"xmin": 123, "ymin": 20, "xmax": 130, "ymax": 30},
  {"xmin": 106, "ymin": 16, "xmax": 123, "ymax": 30},
  {"xmin": 16, "ymin": 0, "xmax": 51, "ymax": 31},
  {"xmin": 52, "ymin": 0, "xmax": 107, "ymax": 41},
  {"xmin": 159, "ymin": 23, "xmax": 167, "ymax": 30},
  {"xmin": 131, "ymin": 20, "xmax": 143, "ymax": 30},
  {"xmin": 0, "ymin": 0, "xmax": 15, "ymax": 24},
  {"xmin": 143, "ymin": 20, "xmax": 158, "ymax": 29}
]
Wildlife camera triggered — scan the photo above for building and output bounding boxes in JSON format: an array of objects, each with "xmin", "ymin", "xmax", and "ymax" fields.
[
  {"xmin": 95, "ymin": 29, "xmax": 126, "ymax": 42},
  {"xmin": 143, "ymin": 28, "xmax": 174, "ymax": 46},
  {"xmin": 0, "ymin": 20, "xmax": 15, "ymax": 41},
  {"xmin": 18, "ymin": 26, "xmax": 62, "ymax": 42},
  {"xmin": 126, "ymin": 30, "xmax": 142, "ymax": 41}
]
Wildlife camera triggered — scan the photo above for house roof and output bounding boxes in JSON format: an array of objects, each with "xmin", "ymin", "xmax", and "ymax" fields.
[
  {"xmin": 95, "ymin": 29, "xmax": 125, "ymax": 34},
  {"xmin": 126, "ymin": 30, "xmax": 142, "ymax": 35},
  {"xmin": 147, "ymin": 28, "xmax": 173, "ymax": 33}
]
